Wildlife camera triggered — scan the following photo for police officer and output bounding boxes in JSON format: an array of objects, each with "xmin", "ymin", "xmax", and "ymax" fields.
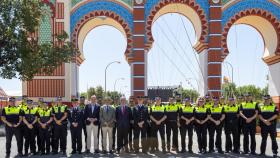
[
  {"xmin": 239, "ymin": 93, "xmax": 258, "ymax": 155},
  {"xmin": 52, "ymin": 96, "xmax": 68, "ymax": 155},
  {"xmin": 79, "ymin": 96, "xmax": 87, "ymax": 149},
  {"xmin": 149, "ymin": 97, "xmax": 166, "ymax": 153},
  {"xmin": 128, "ymin": 96, "xmax": 135, "ymax": 152},
  {"xmin": 224, "ymin": 97, "xmax": 240, "ymax": 153},
  {"xmin": 22, "ymin": 99, "xmax": 38, "ymax": 156},
  {"xmin": 19, "ymin": 95, "xmax": 28, "ymax": 154},
  {"xmin": 194, "ymin": 97, "xmax": 209, "ymax": 154},
  {"xmin": 204, "ymin": 94, "xmax": 213, "ymax": 152},
  {"xmin": 69, "ymin": 98, "xmax": 84, "ymax": 155},
  {"xmin": 236, "ymin": 95, "xmax": 244, "ymax": 152},
  {"xmin": 179, "ymin": 97, "xmax": 194, "ymax": 153},
  {"xmin": 37, "ymin": 102, "xmax": 53, "ymax": 155},
  {"xmin": 133, "ymin": 96, "xmax": 149, "ymax": 153},
  {"xmin": 35, "ymin": 98, "xmax": 44, "ymax": 153},
  {"xmin": 165, "ymin": 97, "xmax": 179, "ymax": 152},
  {"xmin": 258, "ymin": 95, "xmax": 278, "ymax": 157},
  {"xmin": 208, "ymin": 97, "xmax": 225, "ymax": 154},
  {"xmin": 1, "ymin": 97, "xmax": 24, "ymax": 158},
  {"xmin": 145, "ymin": 96, "xmax": 152, "ymax": 152}
]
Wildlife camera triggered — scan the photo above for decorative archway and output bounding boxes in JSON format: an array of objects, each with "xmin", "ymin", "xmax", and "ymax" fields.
[{"xmin": 145, "ymin": 0, "xmax": 209, "ymax": 52}]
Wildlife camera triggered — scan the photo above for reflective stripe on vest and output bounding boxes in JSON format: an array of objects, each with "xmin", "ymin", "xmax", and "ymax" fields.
[
  {"xmin": 182, "ymin": 106, "xmax": 195, "ymax": 113},
  {"xmin": 224, "ymin": 105, "xmax": 239, "ymax": 113},
  {"xmin": 166, "ymin": 104, "xmax": 179, "ymax": 112},
  {"xmin": 195, "ymin": 107, "xmax": 207, "ymax": 113},
  {"xmin": 242, "ymin": 102, "xmax": 256, "ymax": 110},
  {"xmin": 53, "ymin": 105, "xmax": 67, "ymax": 113},
  {"xmin": 38, "ymin": 109, "xmax": 52, "ymax": 117},
  {"xmin": 259, "ymin": 104, "xmax": 275, "ymax": 112},
  {"xmin": 210, "ymin": 106, "xmax": 223, "ymax": 114},
  {"xmin": 24, "ymin": 108, "xmax": 37, "ymax": 115},
  {"xmin": 151, "ymin": 105, "xmax": 165, "ymax": 112}
]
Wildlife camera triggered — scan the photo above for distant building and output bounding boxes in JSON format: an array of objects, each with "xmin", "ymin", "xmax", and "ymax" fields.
[{"xmin": 148, "ymin": 86, "xmax": 179, "ymax": 102}]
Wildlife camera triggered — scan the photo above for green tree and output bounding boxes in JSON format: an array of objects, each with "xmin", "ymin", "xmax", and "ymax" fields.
[
  {"xmin": 87, "ymin": 87, "xmax": 96, "ymax": 100},
  {"xmin": 0, "ymin": 0, "xmax": 75, "ymax": 80},
  {"xmin": 181, "ymin": 89, "xmax": 199, "ymax": 102},
  {"xmin": 95, "ymin": 86, "xmax": 104, "ymax": 99},
  {"xmin": 222, "ymin": 82, "xmax": 236, "ymax": 98}
]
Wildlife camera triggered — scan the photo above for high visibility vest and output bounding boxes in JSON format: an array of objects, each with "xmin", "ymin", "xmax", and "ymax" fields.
[
  {"xmin": 23, "ymin": 108, "xmax": 37, "ymax": 115},
  {"xmin": 166, "ymin": 104, "xmax": 179, "ymax": 112},
  {"xmin": 151, "ymin": 105, "xmax": 165, "ymax": 112},
  {"xmin": 52, "ymin": 105, "xmax": 67, "ymax": 113},
  {"xmin": 205, "ymin": 102, "xmax": 213, "ymax": 109},
  {"xmin": 38, "ymin": 108, "xmax": 52, "ymax": 117},
  {"xmin": 224, "ymin": 105, "xmax": 239, "ymax": 113},
  {"xmin": 195, "ymin": 106, "xmax": 208, "ymax": 113},
  {"xmin": 259, "ymin": 104, "xmax": 276, "ymax": 112},
  {"xmin": 181, "ymin": 105, "xmax": 195, "ymax": 113},
  {"xmin": 242, "ymin": 102, "xmax": 257, "ymax": 110},
  {"xmin": 4, "ymin": 106, "xmax": 21, "ymax": 115},
  {"xmin": 210, "ymin": 105, "xmax": 223, "ymax": 114}
]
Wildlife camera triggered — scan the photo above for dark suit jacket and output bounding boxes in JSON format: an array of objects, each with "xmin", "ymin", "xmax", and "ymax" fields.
[
  {"xmin": 115, "ymin": 105, "xmax": 132, "ymax": 129},
  {"xmin": 68, "ymin": 106, "xmax": 84, "ymax": 128},
  {"xmin": 133, "ymin": 105, "xmax": 149, "ymax": 127},
  {"xmin": 84, "ymin": 103, "xmax": 100, "ymax": 125}
]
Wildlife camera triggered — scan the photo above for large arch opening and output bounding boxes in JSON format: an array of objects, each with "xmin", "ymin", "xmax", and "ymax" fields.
[{"xmin": 147, "ymin": 12, "xmax": 203, "ymax": 97}]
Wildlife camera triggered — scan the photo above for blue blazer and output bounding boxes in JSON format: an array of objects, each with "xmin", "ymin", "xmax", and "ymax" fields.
[{"xmin": 115, "ymin": 105, "xmax": 132, "ymax": 128}]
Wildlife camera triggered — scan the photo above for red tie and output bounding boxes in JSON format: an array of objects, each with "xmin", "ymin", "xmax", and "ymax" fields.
[{"xmin": 122, "ymin": 106, "xmax": 125, "ymax": 114}]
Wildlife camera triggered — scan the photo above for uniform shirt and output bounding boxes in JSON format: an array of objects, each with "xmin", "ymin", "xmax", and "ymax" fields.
[
  {"xmin": 133, "ymin": 104, "xmax": 149, "ymax": 124},
  {"xmin": 209, "ymin": 105, "xmax": 224, "ymax": 121},
  {"xmin": 69, "ymin": 106, "xmax": 84, "ymax": 127},
  {"xmin": 165, "ymin": 104, "xmax": 179, "ymax": 121},
  {"xmin": 2, "ymin": 106, "xmax": 24, "ymax": 124},
  {"xmin": 37, "ymin": 108, "xmax": 52, "ymax": 124},
  {"xmin": 22, "ymin": 107, "xmax": 38, "ymax": 124},
  {"xmin": 52, "ymin": 104, "xmax": 68, "ymax": 124},
  {"xmin": 150, "ymin": 104, "xmax": 166, "ymax": 121},
  {"xmin": 224, "ymin": 104, "xmax": 239, "ymax": 123},
  {"xmin": 180, "ymin": 105, "xmax": 195, "ymax": 125},
  {"xmin": 205, "ymin": 101, "xmax": 213, "ymax": 109},
  {"xmin": 258, "ymin": 103, "xmax": 279, "ymax": 126},
  {"xmin": 194, "ymin": 106, "xmax": 209, "ymax": 121},
  {"xmin": 240, "ymin": 101, "xmax": 258, "ymax": 119}
]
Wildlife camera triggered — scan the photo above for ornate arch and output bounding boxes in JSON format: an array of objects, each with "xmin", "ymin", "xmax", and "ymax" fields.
[
  {"xmin": 145, "ymin": 0, "xmax": 209, "ymax": 51},
  {"xmin": 42, "ymin": 0, "xmax": 55, "ymax": 18},
  {"xmin": 71, "ymin": 10, "xmax": 133, "ymax": 63},
  {"xmin": 222, "ymin": 9, "xmax": 280, "ymax": 64}
]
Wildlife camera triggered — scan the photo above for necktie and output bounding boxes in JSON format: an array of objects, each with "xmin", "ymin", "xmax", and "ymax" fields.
[
  {"xmin": 92, "ymin": 104, "xmax": 94, "ymax": 113},
  {"xmin": 106, "ymin": 105, "xmax": 109, "ymax": 113},
  {"xmin": 122, "ymin": 106, "xmax": 125, "ymax": 114}
]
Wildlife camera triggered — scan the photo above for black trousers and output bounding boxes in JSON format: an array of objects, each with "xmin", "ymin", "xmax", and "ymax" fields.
[
  {"xmin": 195, "ymin": 124, "xmax": 207, "ymax": 151},
  {"xmin": 180, "ymin": 124, "xmax": 193, "ymax": 151},
  {"xmin": 39, "ymin": 126, "xmax": 51, "ymax": 153},
  {"xmin": 146, "ymin": 123, "xmax": 151, "ymax": 150},
  {"xmin": 243, "ymin": 123, "xmax": 256, "ymax": 153},
  {"xmin": 128, "ymin": 123, "xmax": 134, "ymax": 150},
  {"xmin": 150, "ymin": 123, "xmax": 165, "ymax": 150},
  {"xmin": 34, "ymin": 124, "xmax": 41, "ymax": 153},
  {"xmin": 112, "ymin": 125, "xmax": 116, "ymax": 150},
  {"xmin": 5, "ymin": 126, "xmax": 23, "ymax": 155},
  {"xmin": 225, "ymin": 122, "xmax": 239, "ymax": 152},
  {"xmin": 70, "ymin": 126, "xmax": 82, "ymax": 152},
  {"xmin": 133, "ymin": 125, "xmax": 147, "ymax": 152},
  {"xmin": 117, "ymin": 127, "xmax": 129, "ymax": 151},
  {"xmin": 260, "ymin": 125, "xmax": 278, "ymax": 154},
  {"xmin": 23, "ymin": 126, "xmax": 36, "ymax": 154},
  {"xmin": 209, "ymin": 123, "xmax": 223, "ymax": 151},
  {"xmin": 166, "ymin": 121, "xmax": 178, "ymax": 149},
  {"xmin": 53, "ymin": 124, "xmax": 67, "ymax": 152}
]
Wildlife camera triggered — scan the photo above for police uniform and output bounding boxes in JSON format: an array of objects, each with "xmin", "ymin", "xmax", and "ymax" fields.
[
  {"xmin": 2, "ymin": 97, "xmax": 24, "ymax": 157},
  {"xmin": 133, "ymin": 103, "xmax": 149, "ymax": 153},
  {"xmin": 179, "ymin": 101, "xmax": 195, "ymax": 153},
  {"xmin": 165, "ymin": 102, "xmax": 179, "ymax": 151},
  {"xmin": 208, "ymin": 102, "xmax": 224, "ymax": 153},
  {"xmin": 52, "ymin": 101, "xmax": 68, "ymax": 154},
  {"xmin": 128, "ymin": 101, "xmax": 135, "ymax": 151},
  {"xmin": 145, "ymin": 100, "xmax": 152, "ymax": 152},
  {"xmin": 204, "ymin": 98, "xmax": 213, "ymax": 152},
  {"xmin": 79, "ymin": 96, "xmax": 87, "ymax": 150},
  {"xmin": 22, "ymin": 101, "xmax": 38, "ymax": 155},
  {"xmin": 69, "ymin": 99, "xmax": 84, "ymax": 154},
  {"xmin": 224, "ymin": 102, "xmax": 240, "ymax": 153},
  {"xmin": 258, "ymin": 98, "xmax": 278, "ymax": 156},
  {"xmin": 240, "ymin": 100, "xmax": 258, "ymax": 154},
  {"xmin": 194, "ymin": 104, "xmax": 209, "ymax": 154},
  {"xmin": 37, "ymin": 105, "xmax": 53, "ymax": 155},
  {"xmin": 150, "ymin": 103, "xmax": 166, "ymax": 152}
]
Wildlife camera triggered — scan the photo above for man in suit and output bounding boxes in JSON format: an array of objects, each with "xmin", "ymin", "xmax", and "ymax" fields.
[
  {"xmin": 84, "ymin": 95, "xmax": 100, "ymax": 153},
  {"xmin": 133, "ymin": 96, "xmax": 149, "ymax": 153},
  {"xmin": 100, "ymin": 97, "xmax": 115, "ymax": 154},
  {"xmin": 115, "ymin": 96, "xmax": 132, "ymax": 154}
]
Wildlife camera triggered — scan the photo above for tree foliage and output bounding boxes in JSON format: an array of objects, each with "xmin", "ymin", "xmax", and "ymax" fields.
[
  {"xmin": 181, "ymin": 89, "xmax": 199, "ymax": 102},
  {"xmin": 83, "ymin": 86, "xmax": 122, "ymax": 100},
  {"xmin": 0, "ymin": 0, "xmax": 75, "ymax": 80}
]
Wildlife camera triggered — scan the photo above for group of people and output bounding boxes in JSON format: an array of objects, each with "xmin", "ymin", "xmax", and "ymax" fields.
[{"xmin": 0, "ymin": 93, "xmax": 279, "ymax": 158}]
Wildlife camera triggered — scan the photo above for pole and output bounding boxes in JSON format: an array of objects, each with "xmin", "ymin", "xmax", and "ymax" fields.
[
  {"xmin": 225, "ymin": 61, "xmax": 234, "ymax": 83},
  {"xmin": 114, "ymin": 78, "xmax": 125, "ymax": 92},
  {"xmin": 105, "ymin": 61, "xmax": 121, "ymax": 94}
]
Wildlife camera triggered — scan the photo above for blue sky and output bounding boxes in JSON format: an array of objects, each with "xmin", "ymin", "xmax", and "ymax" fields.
[{"xmin": 0, "ymin": 13, "xmax": 268, "ymax": 97}]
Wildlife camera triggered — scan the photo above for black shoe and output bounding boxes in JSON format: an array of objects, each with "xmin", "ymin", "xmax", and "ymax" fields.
[
  {"xmin": 259, "ymin": 153, "xmax": 265, "ymax": 156},
  {"xmin": 116, "ymin": 150, "xmax": 120, "ymax": 154},
  {"xmin": 218, "ymin": 150, "xmax": 224, "ymax": 154},
  {"xmin": 273, "ymin": 153, "xmax": 277, "ymax": 158},
  {"xmin": 109, "ymin": 150, "xmax": 113, "ymax": 154},
  {"xmin": 62, "ymin": 151, "xmax": 66, "ymax": 155},
  {"xmin": 23, "ymin": 153, "xmax": 28, "ymax": 157},
  {"xmin": 188, "ymin": 150, "xmax": 193, "ymax": 154},
  {"xmin": 52, "ymin": 151, "xmax": 58, "ymax": 155},
  {"xmin": 243, "ymin": 151, "xmax": 249, "ymax": 155},
  {"xmin": 85, "ymin": 149, "xmax": 90, "ymax": 154},
  {"xmin": 202, "ymin": 149, "xmax": 206, "ymax": 154},
  {"xmin": 134, "ymin": 150, "xmax": 139, "ymax": 153},
  {"xmin": 5, "ymin": 153, "xmax": 10, "ymax": 158},
  {"xmin": 208, "ymin": 149, "xmax": 214, "ymax": 153},
  {"xmin": 180, "ymin": 150, "xmax": 186, "ymax": 153},
  {"xmin": 251, "ymin": 151, "xmax": 257, "ymax": 155},
  {"xmin": 94, "ymin": 149, "xmax": 99, "ymax": 153},
  {"xmin": 78, "ymin": 151, "xmax": 82, "ymax": 154},
  {"xmin": 40, "ymin": 152, "xmax": 45, "ymax": 155},
  {"xmin": 102, "ymin": 150, "xmax": 107, "ymax": 154},
  {"xmin": 233, "ymin": 150, "xmax": 240, "ymax": 154},
  {"xmin": 71, "ymin": 150, "xmax": 76, "ymax": 154}
]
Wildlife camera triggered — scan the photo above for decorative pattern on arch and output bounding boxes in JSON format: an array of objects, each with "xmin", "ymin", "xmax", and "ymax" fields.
[
  {"xmin": 42, "ymin": 0, "xmax": 55, "ymax": 18},
  {"xmin": 145, "ymin": 0, "xmax": 209, "ymax": 49},
  {"xmin": 222, "ymin": 9, "xmax": 280, "ymax": 59},
  {"xmin": 71, "ymin": 10, "xmax": 133, "ymax": 57}
]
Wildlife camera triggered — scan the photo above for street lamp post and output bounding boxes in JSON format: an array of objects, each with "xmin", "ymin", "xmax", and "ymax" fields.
[
  {"xmin": 114, "ymin": 78, "xmax": 125, "ymax": 92},
  {"xmin": 105, "ymin": 61, "xmax": 121, "ymax": 94},
  {"xmin": 224, "ymin": 61, "xmax": 234, "ymax": 83}
]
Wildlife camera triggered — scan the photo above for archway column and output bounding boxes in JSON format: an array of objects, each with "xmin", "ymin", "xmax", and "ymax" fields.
[
  {"xmin": 130, "ymin": 0, "xmax": 147, "ymax": 97},
  {"xmin": 268, "ymin": 61, "xmax": 280, "ymax": 108},
  {"xmin": 207, "ymin": 0, "xmax": 222, "ymax": 97}
]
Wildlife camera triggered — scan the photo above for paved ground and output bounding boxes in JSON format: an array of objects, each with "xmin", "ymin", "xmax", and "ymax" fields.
[{"xmin": 0, "ymin": 129, "xmax": 279, "ymax": 158}]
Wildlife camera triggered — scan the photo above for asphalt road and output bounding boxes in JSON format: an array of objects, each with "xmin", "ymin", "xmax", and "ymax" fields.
[{"xmin": 0, "ymin": 129, "xmax": 279, "ymax": 158}]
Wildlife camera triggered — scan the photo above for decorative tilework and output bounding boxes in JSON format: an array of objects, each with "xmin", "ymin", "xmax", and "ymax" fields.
[
  {"xmin": 222, "ymin": 0, "xmax": 280, "ymax": 28},
  {"xmin": 144, "ymin": 0, "xmax": 209, "ymax": 20},
  {"xmin": 70, "ymin": 0, "xmax": 133, "ymax": 34},
  {"xmin": 39, "ymin": 5, "xmax": 52, "ymax": 43},
  {"xmin": 72, "ymin": 0, "xmax": 133, "ymax": 8}
]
